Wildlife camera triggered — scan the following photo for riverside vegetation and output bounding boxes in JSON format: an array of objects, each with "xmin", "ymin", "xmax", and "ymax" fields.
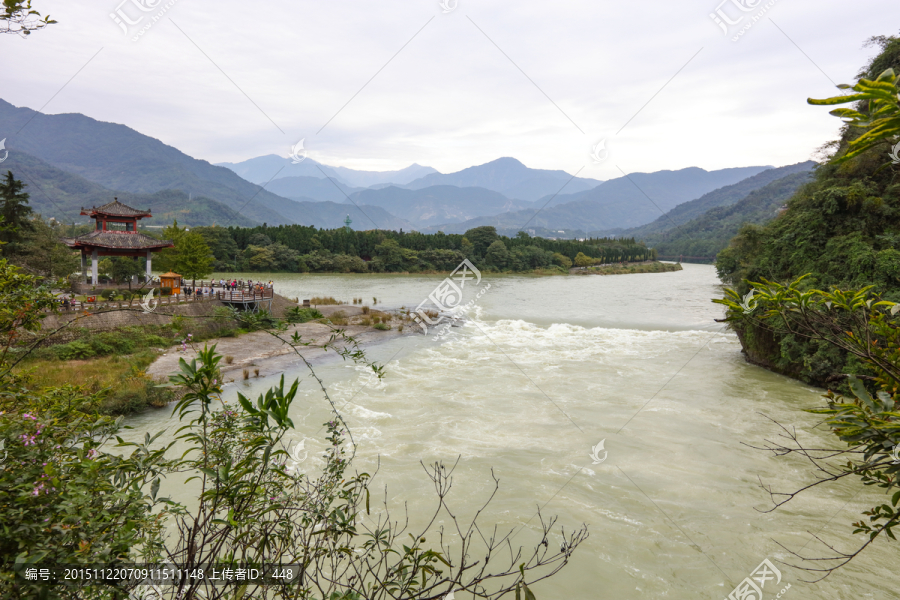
[
  {"xmin": 0, "ymin": 257, "xmax": 587, "ymax": 599},
  {"xmin": 156, "ymin": 222, "xmax": 656, "ymax": 275},
  {"xmin": 714, "ymin": 34, "xmax": 900, "ymax": 577}
]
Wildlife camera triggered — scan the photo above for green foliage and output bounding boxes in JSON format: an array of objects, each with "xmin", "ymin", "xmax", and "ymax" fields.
[
  {"xmin": 99, "ymin": 288, "xmax": 117, "ymax": 301},
  {"xmin": 373, "ymin": 322, "xmax": 390, "ymax": 331},
  {"xmin": 574, "ymin": 252, "xmax": 593, "ymax": 267},
  {"xmin": 284, "ymin": 306, "xmax": 324, "ymax": 323},
  {"xmin": 0, "ymin": 0, "xmax": 56, "ymax": 36},
  {"xmin": 0, "ymin": 257, "xmax": 583, "ymax": 596},
  {"xmin": 110, "ymin": 256, "xmax": 143, "ymax": 286},
  {"xmin": 713, "ymin": 37, "xmax": 900, "ymax": 386},
  {"xmin": 0, "ymin": 171, "xmax": 33, "ymax": 250},
  {"xmin": 175, "ymin": 231, "xmax": 214, "ymax": 283},
  {"xmin": 808, "ymin": 67, "xmax": 900, "ymax": 165},
  {"xmin": 715, "ymin": 277, "xmax": 900, "ymax": 571},
  {"xmin": 463, "ymin": 225, "xmax": 499, "ymax": 258},
  {"xmin": 225, "ymin": 307, "xmax": 280, "ymax": 331}
]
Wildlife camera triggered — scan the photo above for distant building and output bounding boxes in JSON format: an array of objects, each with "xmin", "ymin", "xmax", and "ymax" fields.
[{"xmin": 63, "ymin": 198, "xmax": 173, "ymax": 284}]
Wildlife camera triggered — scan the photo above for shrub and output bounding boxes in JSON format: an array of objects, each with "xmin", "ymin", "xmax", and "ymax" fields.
[
  {"xmin": 159, "ymin": 287, "xmax": 173, "ymax": 296},
  {"xmin": 100, "ymin": 288, "xmax": 117, "ymax": 301},
  {"xmin": 361, "ymin": 306, "xmax": 370, "ymax": 315},
  {"xmin": 285, "ymin": 306, "xmax": 325, "ymax": 324},
  {"xmin": 372, "ymin": 316, "xmax": 381, "ymax": 324},
  {"xmin": 225, "ymin": 356, "xmax": 234, "ymax": 364},
  {"xmin": 54, "ymin": 341, "xmax": 95, "ymax": 360},
  {"xmin": 328, "ymin": 310, "xmax": 348, "ymax": 326},
  {"xmin": 373, "ymin": 323, "xmax": 390, "ymax": 331},
  {"xmin": 243, "ymin": 368, "xmax": 249, "ymax": 380},
  {"xmin": 254, "ymin": 368, "xmax": 260, "ymax": 377},
  {"xmin": 310, "ymin": 296, "xmax": 341, "ymax": 305}
]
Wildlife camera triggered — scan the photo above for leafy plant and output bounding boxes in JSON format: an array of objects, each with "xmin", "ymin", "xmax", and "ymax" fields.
[
  {"xmin": 716, "ymin": 276, "xmax": 900, "ymax": 577},
  {"xmin": 285, "ymin": 306, "xmax": 324, "ymax": 324},
  {"xmin": 809, "ymin": 68, "xmax": 900, "ymax": 165}
]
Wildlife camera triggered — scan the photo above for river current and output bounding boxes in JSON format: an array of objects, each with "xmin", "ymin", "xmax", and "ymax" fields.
[{"xmin": 123, "ymin": 264, "xmax": 896, "ymax": 599}]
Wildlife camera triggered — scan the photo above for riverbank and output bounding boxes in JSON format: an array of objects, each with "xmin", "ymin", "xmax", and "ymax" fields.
[
  {"xmin": 571, "ymin": 261, "xmax": 683, "ymax": 275},
  {"xmin": 145, "ymin": 305, "xmax": 415, "ymax": 383}
]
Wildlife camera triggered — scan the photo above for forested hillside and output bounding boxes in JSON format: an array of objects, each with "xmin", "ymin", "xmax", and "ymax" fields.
[
  {"xmin": 649, "ymin": 170, "xmax": 814, "ymax": 259},
  {"xmin": 622, "ymin": 161, "xmax": 815, "ymax": 241},
  {"xmin": 2, "ymin": 151, "xmax": 258, "ymax": 227},
  {"xmin": 716, "ymin": 34, "xmax": 900, "ymax": 386}
]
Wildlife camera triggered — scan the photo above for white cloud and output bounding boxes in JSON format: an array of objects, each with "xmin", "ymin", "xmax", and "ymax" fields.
[{"xmin": 2, "ymin": 0, "xmax": 897, "ymax": 176}]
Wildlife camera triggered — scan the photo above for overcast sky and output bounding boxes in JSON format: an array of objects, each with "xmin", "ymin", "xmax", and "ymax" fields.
[{"xmin": 3, "ymin": 0, "xmax": 899, "ymax": 179}]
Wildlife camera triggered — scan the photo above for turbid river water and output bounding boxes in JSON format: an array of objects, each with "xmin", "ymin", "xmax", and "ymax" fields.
[{"xmin": 123, "ymin": 264, "xmax": 896, "ymax": 599}]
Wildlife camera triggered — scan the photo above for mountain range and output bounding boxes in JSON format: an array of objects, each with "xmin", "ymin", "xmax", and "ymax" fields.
[{"xmin": 0, "ymin": 98, "xmax": 810, "ymax": 247}]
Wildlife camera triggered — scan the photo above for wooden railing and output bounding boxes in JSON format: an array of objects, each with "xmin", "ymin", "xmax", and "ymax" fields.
[{"xmin": 52, "ymin": 288, "xmax": 275, "ymax": 313}]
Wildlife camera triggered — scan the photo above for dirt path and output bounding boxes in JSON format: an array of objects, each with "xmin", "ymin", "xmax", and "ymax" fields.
[{"xmin": 146, "ymin": 305, "xmax": 413, "ymax": 383}]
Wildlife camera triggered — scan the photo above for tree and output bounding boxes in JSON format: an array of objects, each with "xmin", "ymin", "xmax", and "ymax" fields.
[
  {"xmin": 0, "ymin": 172, "xmax": 33, "ymax": 249},
  {"xmin": 175, "ymin": 231, "xmax": 214, "ymax": 287},
  {"xmin": 552, "ymin": 252, "xmax": 572, "ymax": 269},
  {"xmin": 574, "ymin": 252, "xmax": 593, "ymax": 267},
  {"xmin": 15, "ymin": 217, "xmax": 78, "ymax": 278},
  {"xmin": 0, "ymin": 0, "xmax": 55, "ymax": 36},
  {"xmin": 483, "ymin": 240, "xmax": 509, "ymax": 269},
  {"xmin": 245, "ymin": 244, "xmax": 276, "ymax": 271},
  {"xmin": 463, "ymin": 226, "xmax": 499, "ymax": 258},
  {"xmin": 110, "ymin": 256, "xmax": 144, "ymax": 289},
  {"xmin": 154, "ymin": 220, "xmax": 186, "ymax": 273}
]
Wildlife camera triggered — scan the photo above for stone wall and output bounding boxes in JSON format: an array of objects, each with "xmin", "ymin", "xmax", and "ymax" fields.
[{"xmin": 38, "ymin": 294, "xmax": 298, "ymax": 345}]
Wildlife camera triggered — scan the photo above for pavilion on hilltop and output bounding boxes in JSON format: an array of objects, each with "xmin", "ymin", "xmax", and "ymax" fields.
[{"xmin": 63, "ymin": 199, "xmax": 173, "ymax": 285}]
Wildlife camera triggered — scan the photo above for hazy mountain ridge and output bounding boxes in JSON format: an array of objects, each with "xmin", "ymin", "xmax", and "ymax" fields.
[
  {"xmin": 348, "ymin": 185, "xmax": 531, "ymax": 227},
  {"xmin": 401, "ymin": 157, "xmax": 602, "ymax": 201},
  {"xmin": 2, "ymin": 150, "xmax": 259, "ymax": 227},
  {"xmin": 0, "ymin": 99, "xmax": 296, "ymax": 225},
  {"xmin": 646, "ymin": 170, "xmax": 815, "ymax": 259},
  {"xmin": 423, "ymin": 165, "xmax": 773, "ymax": 234},
  {"xmin": 616, "ymin": 161, "xmax": 816, "ymax": 240},
  {"xmin": 215, "ymin": 154, "xmax": 437, "ymax": 188}
]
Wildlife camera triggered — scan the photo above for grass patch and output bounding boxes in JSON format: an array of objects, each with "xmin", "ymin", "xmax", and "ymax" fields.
[
  {"xmin": 16, "ymin": 350, "xmax": 175, "ymax": 415},
  {"xmin": 373, "ymin": 323, "xmax": 390, "ymax": 331},
  {"xmin": 310, "ymin": 296, "xmax": 342, "ymax": 305}
]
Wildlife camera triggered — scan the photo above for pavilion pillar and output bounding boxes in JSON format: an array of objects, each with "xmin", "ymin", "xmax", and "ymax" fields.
[
  {"xmin": 146, "ymin": 250, "xmax": 152, "ymax": 279},
  {"xmin": 81, "ymin": 250, "xmax": 87, "ymax": 283},
  {"xmin": 91, "ymin": 249, "xmax": 98, "ymax": 286}
]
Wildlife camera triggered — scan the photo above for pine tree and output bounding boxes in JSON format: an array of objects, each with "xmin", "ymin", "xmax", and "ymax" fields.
[
  {"xmin": 175, "ymin": 231, "xmax": 214, "ymax": 287},
  {"xmin": 0, "ymin": 171, "xmax": 33, "ymax": 249}
]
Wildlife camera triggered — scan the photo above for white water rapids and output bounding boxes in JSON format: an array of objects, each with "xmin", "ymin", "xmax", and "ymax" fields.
[{"xmin": 120, "ymin": 264, "xmax": 896, "ymax": 599}]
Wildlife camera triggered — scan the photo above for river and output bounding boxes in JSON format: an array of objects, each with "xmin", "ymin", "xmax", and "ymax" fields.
[{"xmin": 123, "ymin": 264, "xmax": 895, "ymax": 599}]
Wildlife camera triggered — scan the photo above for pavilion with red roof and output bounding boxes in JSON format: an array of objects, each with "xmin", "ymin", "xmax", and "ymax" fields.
[{"xmin": 63, "ymin": 199, "xmax": 173, "ymax": 285}]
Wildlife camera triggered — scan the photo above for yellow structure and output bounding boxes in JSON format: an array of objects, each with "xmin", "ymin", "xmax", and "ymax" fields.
[{"xmin": 159, "ymin": 272, "xmax": 182, "ymax": 295}]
